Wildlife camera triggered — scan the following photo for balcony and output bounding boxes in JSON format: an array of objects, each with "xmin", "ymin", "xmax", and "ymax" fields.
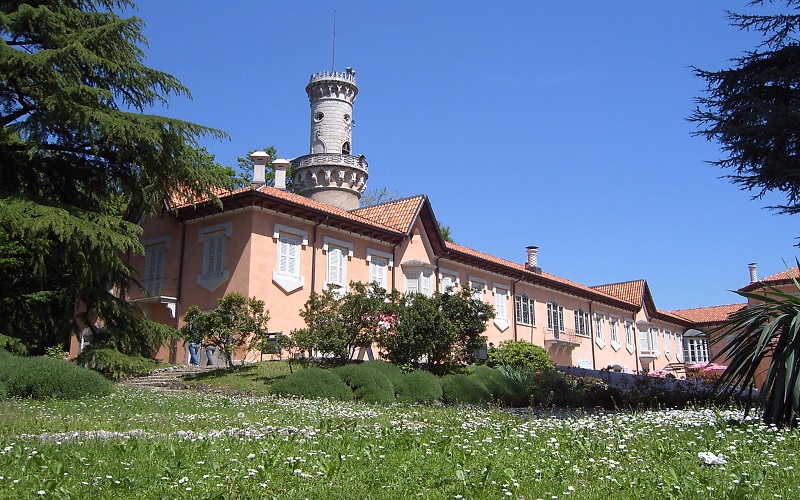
[
  {"xmin": 639, "ymin": 346, "xmax": 661, "ymax": 360},
  {"xmin": 544, "ymin": 328, "xmax": 582, "ymax": 352},
  {"xmin": 130, "ymin": 277, "xmax": 178, "ymax": 300}
]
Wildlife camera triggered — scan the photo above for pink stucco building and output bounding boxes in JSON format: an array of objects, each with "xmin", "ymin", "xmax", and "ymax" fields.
[{"xmin": 70, "ymin": 67, "xmax": 784, "ymax": 375}]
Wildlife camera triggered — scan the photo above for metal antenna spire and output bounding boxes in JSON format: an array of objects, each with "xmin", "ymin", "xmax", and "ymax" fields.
[{"xmin": 331, "ymin": 10, "xmax": 336, "ymax": 72}]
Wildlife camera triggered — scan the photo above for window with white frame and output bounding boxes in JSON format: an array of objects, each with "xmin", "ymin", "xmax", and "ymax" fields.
[
  {"xmin": 469, "ymin": 277, "xmax": 486, "ymax": 302},
  {"xmin": 594, "ymin": 314, "xmax": 604, "ymax": 344},
  {"xmin": 684, "ymin": 337, "xmax": 709, "ymax": 364},
  {"xmin": 574, "ymin": 308, "xmax": 591, "ymax": 337},
  {"xmin": 404, "ymin": 264, "xmax": 434, "ymax": 297},
  {"xmin": 323, "ymin": 237, "xmax": 353, "ymax": 292},
  {"xmin": 515, "ymin": 293, "xmax": 535, "ymax": 326},
  {"xmin": 547, "ymin": 301, "xmax": 564, "ymax": 332},
  {"xmin": 197, "ymin": 223, "xmax": 232, "ymax": 291},
  {"xmin": 625, "ymin": 321, "xmax": 635, "ymax": 353},
  {"xmin": 366, "ymin": 248, "xmax": 393, "ymax": 291},
  {"xmin": 676, "ymin": 334, "xmax": 684, "ymax": 361},
  {"xmin": 439, "ymin": 268, "xmax": 459, "ymax": 293},
  {"xmin": 610, "ymin": 318, "xmax": 620, "ymax": 348},
  {"xmin": 493, "ymin": 284, "xmax": 510, "ymax": 331},
  {"xmin": 272, "ymin": 223, "xmax": 308, "ymax": 293},
  {"xmin": 641, "ymin": 327, "xmax": 659, "ymax": 354},
  {"xmin": 664, "ymin": 330, "xmax": 672, "ymax": 359}
]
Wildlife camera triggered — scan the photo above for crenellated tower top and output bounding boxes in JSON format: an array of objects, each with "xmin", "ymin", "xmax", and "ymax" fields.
[{"xmin": 291, "ymin": 66, "xmax": 367, "ymax": 211}]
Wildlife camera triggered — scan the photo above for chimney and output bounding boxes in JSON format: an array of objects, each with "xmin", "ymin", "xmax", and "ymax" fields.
[
  {"xmin": 249, "ymin": 151, "xmax": 270, "ymax": 187},
  {"xmin": 272, "ymin": 159, "xmax": 290, "ymax": 190},
  {"xmin": 525, "ymin": 246, "xmax": 541, "ymax": 273},
  {"xmin": 748, "ymin": 262, "xmax": 758, "ymax": 283}
]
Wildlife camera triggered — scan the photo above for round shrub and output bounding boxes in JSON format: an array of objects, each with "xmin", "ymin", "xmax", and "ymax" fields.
[
  {"xmin": 470, "ymin": 365, "xmax": 528, "ymax": 406},
  {"xmin": 363, "ymin": 360, "xmax": 409, "ymax": 398},
  {"xmin": 399, "ymin": 370, "xmax": 443, "ymax": 404},
  {"xmin": 270, "ymin": 367, "xmax": 353, "ymax": 401},
  {"xmin": 488, "ymin": 340, "xmax": 553, "ymax": 372},
  {"xmin": 0, "ymin": 353, "xmax": 113, "ymax": 399},
  {"xmin": 334, "ymin": 363, "xmax": 395, "ymax": 403},
  {"xmin": 439, "ymin": 373, "xmax": 491, "ymax": 405}
]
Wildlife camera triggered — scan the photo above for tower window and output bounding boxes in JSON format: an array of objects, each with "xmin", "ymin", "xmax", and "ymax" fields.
[
  {"xmin": 314, "ymin": 112, "xmax": 324, "ymax": 122},
  {"xmin": 342, "ymin": 141, "xmax": 350, "ymax": 155},
  {"xmin": 343, "ymin": 114, "xmax": 350, "ymax": 123}
]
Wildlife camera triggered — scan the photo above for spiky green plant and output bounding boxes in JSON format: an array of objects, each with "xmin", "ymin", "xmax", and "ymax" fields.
[{"xmin": 712, "ymin": 261, "xmax": 800, "ymax": 427}]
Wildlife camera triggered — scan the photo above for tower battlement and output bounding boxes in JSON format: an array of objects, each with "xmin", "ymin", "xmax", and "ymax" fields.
[{"xmin": 308, "ymin": 67, "xmax": 357, "ymax": 85}]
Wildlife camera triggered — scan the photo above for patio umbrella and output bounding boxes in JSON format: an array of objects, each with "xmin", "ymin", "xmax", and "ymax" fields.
[
  {"xmin": 702, "ymin": 363, "xmax": 727, "ymax": 373},
  {"xmin": 686, "ymin": 362, "xmax": 709, "ymax": 371},
  {"xmin": 647, "ymin": 369, "xmax": 671, "ymax": 378}
]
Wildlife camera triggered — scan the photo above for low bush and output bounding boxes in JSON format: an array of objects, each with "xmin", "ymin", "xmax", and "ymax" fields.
[
  {"xmin": 334, "ymin": 363, "xmax": 395, "ymax": 403},
  {"xmin": 399, "ymin": 370, "xmax": 443, "ymax": 404},
  {"xmin": 0, "ymin": 352, "xmax": 113, "ymax": 399},
  {"xmin": 439, "ymin": 373, "xmax": 491, "ymax": 405},
  {"xmin": 270, "ymin": 367, "xmax": 353, "ymax": 401},
  {"xmin": 362, "ymin": 360, "xmax": 409, "ymax": 398},
  {"xmin": 488, "ymin": 340, "xmax": 553, "ymax": 373},
  {"xmin": 470, "ymin": 365, "xmax": 528, "ymax": 406},
  {"xmin": 526, "ymin": 369, "xmax": 570, "ymax": 406},
  {"xmin": 77, "ymin": 347, "xmax": 161, "ymax": 381}
]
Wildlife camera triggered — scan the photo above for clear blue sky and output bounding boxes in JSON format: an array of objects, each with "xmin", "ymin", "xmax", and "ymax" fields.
[{"xmin": 128, "ymin": 0, "xmax": 798, "ymax": 312}]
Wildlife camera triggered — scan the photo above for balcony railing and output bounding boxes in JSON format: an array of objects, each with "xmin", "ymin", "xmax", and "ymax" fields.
[
  {"xmin": 129, "ymin": 278, "xmax": 179, "ymax": 301},
  {"xmin": 639, "ymin": 347, "xmax": 660, "ymax": 359},
  {"xmin": 544, "ymin": 328, "xmax": 582, "ymax": 348}
]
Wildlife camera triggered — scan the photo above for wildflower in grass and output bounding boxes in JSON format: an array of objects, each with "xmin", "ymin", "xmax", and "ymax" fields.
[{"xmin": 698, "ymin": 451, "xmax": 727, "ymax": 465}]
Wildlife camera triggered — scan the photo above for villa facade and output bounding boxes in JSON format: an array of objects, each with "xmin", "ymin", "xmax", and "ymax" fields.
[{"xmin": 68, "ymin": 67, "xmax": 789, "ymax": 375}]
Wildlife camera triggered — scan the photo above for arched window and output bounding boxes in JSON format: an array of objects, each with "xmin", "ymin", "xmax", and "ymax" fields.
[{"xmin": 342, "ymin": 141, "xmax": 350, "ymax": 155}]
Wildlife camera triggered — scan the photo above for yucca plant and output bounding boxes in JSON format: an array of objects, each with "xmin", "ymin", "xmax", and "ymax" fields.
[{"xmin": 711, "ymin": 262, "xmax": 800, "ymax": 427}]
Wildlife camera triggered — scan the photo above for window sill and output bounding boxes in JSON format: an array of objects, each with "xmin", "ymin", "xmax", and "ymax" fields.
[
  {"xmin": 611, "ymin": 340, "xmax": 621, "ymax": 352},
  {"xmin": 626, "ymin": 343, "xmax": 636, "ymax": 354},
  {"xmin": 273, "ymin": 272, "xmax": 304, "ymax": 294},
  {"xmin": 493, "ymin": 318, "xmax": 509, "ymax": 332},
  {"xmin": 197, "ymin": 271, "xmax": 229, "ymax": 292},
  {"xmin": 595, "ymin": 338, "xmax": 606, "ymax": 349}
]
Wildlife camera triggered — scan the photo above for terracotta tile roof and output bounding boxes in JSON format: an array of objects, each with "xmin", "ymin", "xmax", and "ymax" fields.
[
  {"xmin": 351, "ymin": 196, "xmax": 425, "ymax": 233},
  {"xmin": 592, "ymin": 280, "xmax": 645, "ymax": 305},
  {"xmin": 671, "ymin": 303, "xmax": 747, "ymax": 325},
  {"xmin": 172, "ymin": 185, "xmax": 251, "ymax": 209},
  {"xmin": 443, "ymin": 242, "xmax": 640, "ymax": 311},
  {"xmin": 739, "ymin": 266, "xmax": 800, "ymax": 292}
]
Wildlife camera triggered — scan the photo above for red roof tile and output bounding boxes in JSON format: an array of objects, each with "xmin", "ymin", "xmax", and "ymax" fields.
[
  {"xmin": 671, "ymin": 303, "xmax": 747, "ymax": 325},
  {"xmin": 592, "ymin": 280, "xmax": 645, "ymax": 305},
  {"xmin": 351, "ymin": 196, "xmax": 425, "ymax": 233},
  {"xmin": 739, "ymin": 266, "xmax": 800, "ymax": 292}
]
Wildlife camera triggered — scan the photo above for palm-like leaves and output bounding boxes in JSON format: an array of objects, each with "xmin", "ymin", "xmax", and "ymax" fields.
[{"xmin": 712, "ymin": 262, "xmax": 800, "ymax": 427}]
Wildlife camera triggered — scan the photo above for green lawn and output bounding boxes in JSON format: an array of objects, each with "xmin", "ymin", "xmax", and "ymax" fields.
[{"xmin": 0, "ymin": 386, "xmax": 797, "ymax": 499}]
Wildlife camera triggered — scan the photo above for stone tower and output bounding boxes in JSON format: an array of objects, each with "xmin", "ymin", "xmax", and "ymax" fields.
[{"xmin": 290, "ymin": 67, "xmax": 368, "ymax": 210}]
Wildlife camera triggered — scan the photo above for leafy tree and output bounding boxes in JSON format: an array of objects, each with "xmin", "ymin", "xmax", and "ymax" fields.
[
  {"xmin": 438, "ymin": 222, "xmax": 454, "ymax": 243},
  {"xmin": 487, "ymin": 340, "xmax": 553, "ymax": 372},
  {"xmin": 691, "ymin": 1, "xmax": 800, "ymax": 218},
  {"xmin": 180, "ymin": 293, "xmax": 270, "ymax": 367},
  {"xmin": 712, "ymin": 262, "xmax": 800, "ymax": 427},
  {"xmin": 0, "ymin": 1, "xmax": 236, "ymax": 355},
  {"xmin": 439, "ymin": 286, "xmax": 493, "ymax": 363},
  {"xmin": 293, "ymin": 282, "xmax": 388, "ymax": 362}
]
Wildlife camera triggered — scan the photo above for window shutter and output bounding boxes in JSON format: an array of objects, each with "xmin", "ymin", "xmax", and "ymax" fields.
[
  {"xmin": 405, "ymin": 272, "xmax": 419, "ymax": 294},
  {"xmin": 558, "ymin": 306, "xmax": 564, "ymax": 332},
  {"xmin": 328, "ymin": 247, "xmax": 343, "ymax": 285},
  {"xmin": 421, "ymin": 271, "xmax": 432, "ymax": 296}
]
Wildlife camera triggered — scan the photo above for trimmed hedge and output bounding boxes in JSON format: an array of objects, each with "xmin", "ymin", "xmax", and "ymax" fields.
[
  {"xmin": 439, "ymin": 373, "xmax": 491, "ymax": 405},
  {"xmin": 363, "ymin": 360, "xmax": 409, "ymax": 398},
  {"xmin": 470, "ymin": 365, "xmax": 528, "ymax": 406},
  {"xmin": 400, "ymin": 370, "xmax": 443, "ymax": 404},
  {"xmin": 270, "ymin": 367, "xmax": 353, "ymax": 401},
  {"xmin": 0, "ymin": 351, "xmax": 114, "ymax": 399},
  {"xmin": 334, "ymin": 363, "xmax": 395, "ymax": 403}
]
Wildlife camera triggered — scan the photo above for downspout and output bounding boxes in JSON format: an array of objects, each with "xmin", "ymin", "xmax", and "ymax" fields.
[
  {"xmin": 511, "ymin": 278, "xmax": 521, "ymax": 342},
  {"xmin": 633, "ymin": 312, "xmax": 641, "ymax": 374},
  {"xmin": 391, "ymin": 240, "xmax": 403, "ymax": 292},
  {"xmin": 174, "ymin": 220, "xmax": 187, "ymax": 365},
  {"xmin": 310, "ymin": 217, "xmax": 329, "ymax": 293},
  {"xmin": 435, "ymin": 256, "xmax": 441, "ymax": 291},
  {"xmin": 589, "ymin": 300, "xmax": 596, "ymax": 370}
]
